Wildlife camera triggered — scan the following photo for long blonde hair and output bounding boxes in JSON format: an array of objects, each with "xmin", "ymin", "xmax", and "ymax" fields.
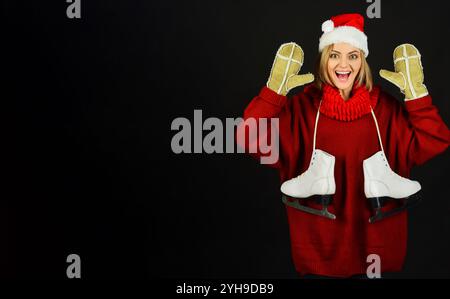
[{"xmin": 314, "ymin": 44, "xmax": 373, "ymax": 91}]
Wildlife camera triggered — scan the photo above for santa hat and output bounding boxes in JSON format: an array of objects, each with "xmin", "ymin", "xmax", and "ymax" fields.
[{"xmin": 319, "ymin": 13, "xmax": 369, "ymax": 57}]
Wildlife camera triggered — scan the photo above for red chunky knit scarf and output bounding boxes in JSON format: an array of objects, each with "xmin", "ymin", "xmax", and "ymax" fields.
[{"xmin": 313, "ymin": 83, "xmax": 380, "ymax": 121}]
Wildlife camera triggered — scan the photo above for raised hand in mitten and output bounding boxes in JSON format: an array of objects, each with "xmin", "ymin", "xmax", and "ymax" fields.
[
  {"xmin": 267, "ymin": 42, "xmax": 314, "ymax": 96},
  {"xmin": 380, "ymin": 44, "xmax": 429, "ymax": 101}
]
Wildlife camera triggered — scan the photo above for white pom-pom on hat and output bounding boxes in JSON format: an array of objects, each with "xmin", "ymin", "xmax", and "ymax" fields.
[{"xmin": 322, "ymin": 20, "xmax": 334, "ymax": 33}]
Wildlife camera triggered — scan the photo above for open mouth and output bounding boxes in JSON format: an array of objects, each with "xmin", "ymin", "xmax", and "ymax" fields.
[{"xmin": 335, "ymin": 71, "xmax": 352, "ymax": 82}]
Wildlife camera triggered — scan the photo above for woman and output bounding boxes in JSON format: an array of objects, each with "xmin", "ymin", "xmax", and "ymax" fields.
[{"xmin": 237, "ymin": 13, "xmax": 449, "ymax": 277}]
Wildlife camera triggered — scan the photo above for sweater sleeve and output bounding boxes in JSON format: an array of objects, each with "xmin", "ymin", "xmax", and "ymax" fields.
[
  {"xmin": 395, "ymin": 95, "xmax": 450, "ymax": 168},
  {"xmin": 236, "ymin": 86, "xmax": 292, "ymax": 169}
]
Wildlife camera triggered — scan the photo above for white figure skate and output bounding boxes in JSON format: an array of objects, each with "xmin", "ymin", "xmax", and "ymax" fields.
[
  {"xmin": 280, "ymin": 101, "xmax": 336, "ymax": 220},
  {"xmin": 281, "ymin": 149, "xmax": 336, "ymax": 219},
  {"xmin": 363, "ymin": 109, "xmax": 422, "ymax": 223},
  {"xmin": 363, "ymin": 151, "xmax": 421, "ymax": 223}
]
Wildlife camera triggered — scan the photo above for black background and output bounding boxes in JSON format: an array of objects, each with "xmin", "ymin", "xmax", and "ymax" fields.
[{"xmin": 4, "ymin": 0, "xmax": 450, "ymax": 279}]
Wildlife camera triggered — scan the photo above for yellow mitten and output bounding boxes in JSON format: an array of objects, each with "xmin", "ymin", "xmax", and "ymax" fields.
[
  {"xmin": 267, "ymin": 42, "xmax": 314, "ymax": 96},
  {"xmin": 380, "ymin": 44, "xmax": 428, "ymax": 101}
]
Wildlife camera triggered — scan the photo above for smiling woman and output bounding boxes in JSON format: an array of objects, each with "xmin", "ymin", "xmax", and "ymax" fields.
[
  {"xmin": 315, "ymin": 43, "xmax": 373, "ymax": 100},
  {"xmin": 237, "ymin": 12, "xmax": 450, "ymax": 278}
]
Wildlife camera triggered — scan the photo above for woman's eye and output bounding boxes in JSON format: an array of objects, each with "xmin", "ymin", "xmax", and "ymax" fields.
[
  {"xmin": 330, "ymin": 54, "xmax": 338, "ymax": 59},
  {"xmin": 349, "ymin": 54, "xmax": 359, "ymax": 60}
]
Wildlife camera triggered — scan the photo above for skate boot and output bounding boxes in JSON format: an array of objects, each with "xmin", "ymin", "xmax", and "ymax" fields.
[
  {"xmin": 281, "ymin": 149, "xmax": 336, "ymax": 219},
  {"xmin": 363, "ymin": 151, "xmax": 422, "ymax": 223}
]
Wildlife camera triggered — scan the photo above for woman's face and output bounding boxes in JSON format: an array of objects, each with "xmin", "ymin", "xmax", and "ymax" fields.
[{"xmin": 327, "ymin": 43, "xmax": 362, "ymax": 92}]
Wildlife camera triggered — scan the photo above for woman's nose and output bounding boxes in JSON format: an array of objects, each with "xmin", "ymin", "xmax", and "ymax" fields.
[{"xmin": 339, "ymin": 57, "xmax": 349, "ymax": 68}]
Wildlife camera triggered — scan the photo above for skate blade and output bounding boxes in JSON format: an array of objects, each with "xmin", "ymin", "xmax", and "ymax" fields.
[
  {"xmin": 369, "ymin": 192, "xmax": 422, "ymax": 223},
  {"xmin": 282, "ymin": 195, "xmax": 336, "ymax": 220}
]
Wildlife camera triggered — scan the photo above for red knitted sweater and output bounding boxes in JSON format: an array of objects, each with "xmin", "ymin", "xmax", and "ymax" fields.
[{"xmin": 237, "ymin": 83, "xmax": 450, "ymax": 277}]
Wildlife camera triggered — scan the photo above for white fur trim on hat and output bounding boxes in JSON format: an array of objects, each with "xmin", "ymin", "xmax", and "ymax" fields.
[{"xmin": 319, "ymin": 25, "xmax": 369, "ymax": 57}]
